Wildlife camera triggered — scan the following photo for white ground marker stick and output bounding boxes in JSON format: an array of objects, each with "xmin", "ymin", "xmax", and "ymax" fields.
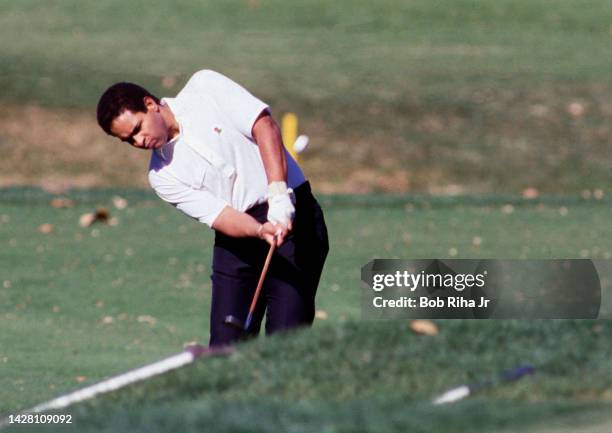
[
  {"xmin": 0, "ymin": 346, "xmax": 231, "ymax": 429},
  {"xmin": 432, "ymin": 364, "xmax": 535, "ymax": 405}
]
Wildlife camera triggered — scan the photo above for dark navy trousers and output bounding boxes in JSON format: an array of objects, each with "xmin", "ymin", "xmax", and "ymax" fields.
[{"xmin": 209, "ymin": 182, "xmax": 329, "ymax": 347}]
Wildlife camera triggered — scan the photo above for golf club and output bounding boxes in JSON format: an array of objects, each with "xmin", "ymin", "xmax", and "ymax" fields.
[{"xmin": 224, "ymin": 238, "xmax": 277, "ymax": 331}]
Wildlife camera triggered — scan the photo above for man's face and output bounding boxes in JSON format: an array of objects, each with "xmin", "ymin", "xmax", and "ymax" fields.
[{"xmin": 110, "ymin": 97, "xmax": 168, "ymax": 150}]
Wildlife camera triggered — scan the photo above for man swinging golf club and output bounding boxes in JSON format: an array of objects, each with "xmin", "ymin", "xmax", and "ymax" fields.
[{"xmin": 96, "ymin": 69, "xmax": 328, "ymax": 347}]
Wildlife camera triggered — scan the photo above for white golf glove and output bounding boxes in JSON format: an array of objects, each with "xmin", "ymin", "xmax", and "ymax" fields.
[{"xmin": 267, "ymin": 181, "xmax": 295, "ymax": 229}]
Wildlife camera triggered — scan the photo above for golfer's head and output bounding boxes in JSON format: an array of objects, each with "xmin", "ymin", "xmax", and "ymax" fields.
[{"xmin": 96, "ymin": 83, "xmax": 168, "ymax": 150}]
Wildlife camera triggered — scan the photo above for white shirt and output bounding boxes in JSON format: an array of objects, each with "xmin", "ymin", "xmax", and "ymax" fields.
[{"xmin": 148, "ymin": 70, "xmax": 306, "ymax": 227}]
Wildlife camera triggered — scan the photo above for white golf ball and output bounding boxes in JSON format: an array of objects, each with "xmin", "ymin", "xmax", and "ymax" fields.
[{"xmin": 293, "ymin": 135, "xmax": 309, "ymax": 153}]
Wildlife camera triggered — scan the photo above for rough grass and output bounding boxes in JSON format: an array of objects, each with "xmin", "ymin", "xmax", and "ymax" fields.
[{"xmin": 4, "ymin": 320, "xmax": 612, "ymax": 432}]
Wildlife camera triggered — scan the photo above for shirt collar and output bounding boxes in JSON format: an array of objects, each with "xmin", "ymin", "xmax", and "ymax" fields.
[{"xmin": 155, "ymin": 98, "xmax": 181, "ymax": 161}]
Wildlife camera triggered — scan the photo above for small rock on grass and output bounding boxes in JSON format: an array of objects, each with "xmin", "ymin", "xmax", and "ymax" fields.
[
  {"xmin": 50, "ymin": 197, "xmax": 75, "ymax": 208},
  {"xmin": 38, "ymin": 223, "xmax": 54, "ymax": 234},
  {"xmin": 79, "ymin": 208, "xmax": 112, "ymax": 227},
  {"xmin": 410, "ymin": 320, "xmax": 439, "ymax": 336}
]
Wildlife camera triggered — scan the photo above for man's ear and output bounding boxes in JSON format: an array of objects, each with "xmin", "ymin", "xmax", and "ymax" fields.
[{"xmin": 143, "ymin": 96, "xmax": 159, "ymax": 112}]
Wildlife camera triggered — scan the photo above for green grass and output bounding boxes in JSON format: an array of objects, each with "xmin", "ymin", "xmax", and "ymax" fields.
[
  {"xmin": 1, "ymin": 188, "xmax": 611, "ymax": 431},
  {"xmin": 4, "ymin": 321, "xmax": 612, "ymax": 432},
  {"xmin": 2, "ymin": 2, "xmax": 611, "ymax": 429},
  {"xmin": 2, "ymin": 0, "xmax": 611, "ymax": 104},
  {"xmin": 1, "ymin": 0, "xmax": 611, "ymax": 192}
]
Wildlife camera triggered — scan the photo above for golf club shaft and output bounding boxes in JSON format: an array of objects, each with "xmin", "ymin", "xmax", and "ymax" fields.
[{"xmin": 245, "ymin": 241, "xmax": 276, "ymax": 329}]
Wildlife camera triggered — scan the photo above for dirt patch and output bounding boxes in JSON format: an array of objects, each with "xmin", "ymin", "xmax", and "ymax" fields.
[
  {"xmin": 1, "ymin": 97, "xmax": 608, "ymax": 196},
  {"xmin": 0, "ymin": 105, "xmax": 150, "ymax": 192},
  {"xmin": 0, "ymin": 104, "xmax": 411, "ymax": 194}
]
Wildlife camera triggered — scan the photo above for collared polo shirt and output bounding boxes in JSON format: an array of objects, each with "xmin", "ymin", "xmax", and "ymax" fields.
[{"xmin": 148, "ymin": 70, "xmax": 306, "ymax": 227}]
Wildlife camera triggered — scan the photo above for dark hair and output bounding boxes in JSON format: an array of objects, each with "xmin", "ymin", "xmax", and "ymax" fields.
[{"xmin": 96, "ymin": 82, "xmax": 160, "ymax": 135}]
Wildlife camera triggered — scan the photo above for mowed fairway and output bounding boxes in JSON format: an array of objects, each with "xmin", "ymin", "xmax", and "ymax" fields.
[{"xmin": 1, "ymin": 189, "xmax": 611, "ymax": 432}]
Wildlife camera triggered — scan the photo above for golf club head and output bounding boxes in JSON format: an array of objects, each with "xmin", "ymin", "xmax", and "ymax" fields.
[{"xmin": 224, "ymin": 315, "xmax": 245, "ymax": 330}]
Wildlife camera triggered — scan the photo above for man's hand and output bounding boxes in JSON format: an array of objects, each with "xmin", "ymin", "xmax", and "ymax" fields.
[
  {"xmin": 257, "ymin": 222, "xmax": 288, "ymax": 247},
  {"xmin": 212, "ymin": 206, "xmax": 289, "ymax": 247},
  {"xmin": 267, "ymin": 181, "xmax": 295, "ymax": 230}
]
